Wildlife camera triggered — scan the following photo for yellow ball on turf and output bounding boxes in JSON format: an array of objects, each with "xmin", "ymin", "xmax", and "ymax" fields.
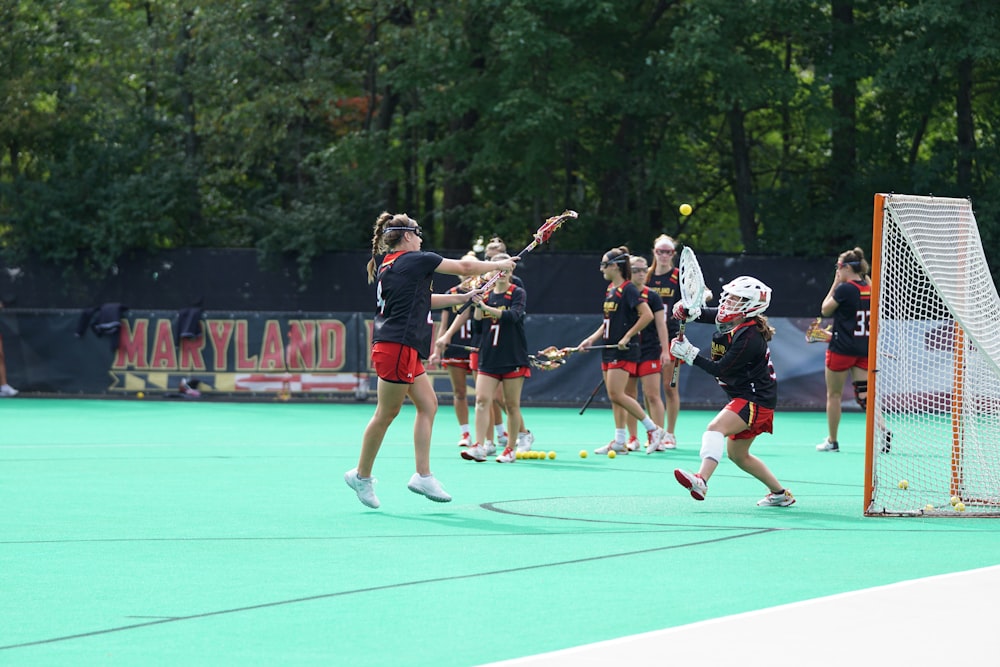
[
  {"xmin": 607, "ymin": 450, "xmax": 617, "ymax": 459},
  {"xmin": 955, "ymin": 502, "xmax": 966, "ymax": 512},
  {"xmin": 547, "ymin": 451, "xmax": 556, "ymax": 460},
  {"xmin": 679, "ymin": 203, "xmax": 692, "ymax": 216},
  {"xmin": 579, "ymin": 450, "xmax": 588, "ymax": 459},
  {"xmin": 950, "ymin": 495, "xmax": 961, "ymax": 506},
  {"xmin": 137, "ymin": 391, "xmax": 145, "ymax": 399},
  {"xmin": 924, "ymin": 504, "xmax": 935, "ymax": 512},
  {"xmin": 515, "ymin": 451, "xmax": 523, "ymax": 460},
  {"xmin": 898, "ymin": 480, "xmax": 909, "ymax": 490}
]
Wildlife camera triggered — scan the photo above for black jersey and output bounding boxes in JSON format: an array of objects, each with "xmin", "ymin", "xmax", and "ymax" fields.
[
  {"xmin": 691, "ymin": 310, "xmax": 777, "ymax": 408},
  {"xmin": 372, "ymin": 250, "xmax": 442, "ymax": 359},
  {"xmin": 442, "ymin": 285, "xmax": 475, "ymax": 360},
  {"xmin": 476, "ymin": 284, "xmax": 529, "ymax": 372},
  {"xmin": 637, "ymin": 286, "xmax": 664, "ymax": 362},
  {"xmin": 601, "ymin": 281, "xmax": 642, "ymax": 363},
  {"xmin": 646, "ymin": 267, "xmax": 680, "ymax": 337},
  {"xmin": 830, "ymin": 280, "xmax": 871, "ymax": 357}
]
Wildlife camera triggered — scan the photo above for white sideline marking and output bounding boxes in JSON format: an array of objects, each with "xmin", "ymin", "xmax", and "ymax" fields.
[{"xmin": 481, "ymin": 565, "xmax": 1000, "ymax": 666}]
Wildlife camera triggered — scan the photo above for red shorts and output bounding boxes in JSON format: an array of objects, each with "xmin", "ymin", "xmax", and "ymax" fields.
[
  {"xmin": 469, "ymin": 351, "xmax": 479, "ymax": 372},
  {"xmin": 724, "ymin": 398, "xmax": 774, "ymax": 440},
  {"xmin": 826, "ymin": 350, "xmax": 868, "ymax": 372},
  {"xmin": 633, "ymin": 359, "xmax": 662, "ymax": 378},
  {"xmin": 477, "ymin": 366, "xmax": 531, "ymax": 380},
  {"xmin": 602, "ymin": 359, "xmax": 638, "ymax": 375},
  {"xmin": 442, "ymin": 357, "xmax": 473, "ymax": 372},
  {"xmin": 371, "ymin": 341, "xmax": 425, "ymax": 384}
]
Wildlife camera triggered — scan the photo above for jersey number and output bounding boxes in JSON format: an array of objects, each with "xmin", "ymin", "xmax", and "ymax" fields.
[{"xmin": 854, "ymin": 309, "xmax": 871, "ymax": 337}]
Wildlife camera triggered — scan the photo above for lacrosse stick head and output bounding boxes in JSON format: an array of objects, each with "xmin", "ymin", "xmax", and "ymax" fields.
[
  {"xmin": 805, "ymin": 317, "xmax": 833, "ymax": 343},
  {"xmin": 717, "ymin": 275, "xmax": 771, "ymax": 332},
  {"xmin": 537, "ymin": 345, "xmax": 567, "ymax": 361},
  {"xmin": 529, "ymin": 355, "xmax": 565, "ymax": 371},
  {"xmin": 536, "ymin": 210, "xmax": 577, "ymax": 243},
  {"xmin": 678, "ymin": 246, "xmax": 708, "ymax": 310}
]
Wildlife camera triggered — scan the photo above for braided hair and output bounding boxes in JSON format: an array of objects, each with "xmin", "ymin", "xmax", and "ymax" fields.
[{"xmin": 367, "ymin": 212, "xmax": 417, "ymax": 284}]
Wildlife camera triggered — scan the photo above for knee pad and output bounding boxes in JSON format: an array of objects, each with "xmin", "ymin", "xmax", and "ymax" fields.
[
  {"xmin": 700, "ymin": 431, "xmax": 725, "ymax": 463},
  {"xmin": 853, "ymin": 380, "xmax": 868, "ymax": 410}
]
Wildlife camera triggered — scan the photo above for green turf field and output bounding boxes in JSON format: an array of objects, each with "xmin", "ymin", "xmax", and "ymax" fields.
[{"xmin": 2, "ymin": 399, "xmax": 998, "ymax": 666}]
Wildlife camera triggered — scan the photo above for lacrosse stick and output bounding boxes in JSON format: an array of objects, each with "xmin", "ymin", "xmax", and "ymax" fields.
[
  {"xmin": 536, "ymin": 344, "xmax": 631, "ymax": 363},
  {"xmin": 579, "ymin": 379, "xmax": 605, "ymax": 415},
  {"xmin": 670, "ymin": 246, "xmax": 708, "ymax": 388},
  {"xmin": 457, "ymin": 210, "xmax": 577, "ymax": 315},
  {"xmin": 805, "ymin": 317, "xmax": 833, "ymax": 343}
]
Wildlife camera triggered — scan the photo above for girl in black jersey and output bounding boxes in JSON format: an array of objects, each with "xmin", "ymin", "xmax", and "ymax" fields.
[
  {"xmin": 578, "ymin": 246, "xmax": 666, "ymax": 454},
  {"xmin": 645, "ymin": 234, "xmax": 682, "ymax": 450},
  {"xmin": 430, "ymin": 275, "xmax": 478, "ymax": 447},
  {"xmin": 816, "ymin": 248, "xmax": 872, "ymax": 453},
  {"xmin": 623, "ymin": 255, "xmax": 670, "ymax": 453},
  {"xmin": 670, "ymin": 275, "xmax": 795, "ymax": 507},
  {"xmin": 460, "ymin": 254, "xmax": 531, "ymax": 464},
  {"xmin": 345, "ymin": 212, "xmax": 516, "ymax": 509}
]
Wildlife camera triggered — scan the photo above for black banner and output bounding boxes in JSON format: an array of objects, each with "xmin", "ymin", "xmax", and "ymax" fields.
[{"xmin": 1, "ymin": 309, "xmax": 839, "ymax": 411}]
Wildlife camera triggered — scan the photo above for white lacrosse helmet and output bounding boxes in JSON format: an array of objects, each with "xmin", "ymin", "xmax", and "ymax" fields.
[{"xmin": 716, "ymin": 276, "xmax": 772, "ymax": 332}]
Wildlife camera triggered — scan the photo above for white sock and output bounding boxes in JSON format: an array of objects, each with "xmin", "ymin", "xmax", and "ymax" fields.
[
  {"xmin": 459, "ymin": 424, "xmax": 469, "ymax": 435},
  {"xmin": 615, "ymin": 428, "xmax": 627, "ymax": 444},
  {"xmin": 495, "ymin": 425, "xmax": 505, "ymax": 437},
  {"xmin": 641, "ymin": 416, "xmax": 656, "ymax": 431}
]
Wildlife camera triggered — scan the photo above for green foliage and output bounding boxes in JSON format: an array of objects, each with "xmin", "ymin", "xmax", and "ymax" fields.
[{"xmin": 2, "ymin": 0, "xmax": 1000, "ymax": 285}]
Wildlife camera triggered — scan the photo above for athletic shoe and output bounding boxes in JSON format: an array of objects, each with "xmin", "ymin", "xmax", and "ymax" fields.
[
  {"xmin": 458, "ymin": 432, "xmax": 471, "ymax": 447},
  {"xmin": 516, "ymin": 431, "xmax": 535, "ymax": 453},
  {"xmin": 496, "ymin": 447, "xmax": 517, "ymax": 463},
  {"xmin": 498, "ymin": 431, "xmax": 509, "ymax": 447},
  {"xmin": 673, "ymin": 468, "xmax": 707, "ymax": 501},
  {"xmin": 816, "ymin": 438, "xmax": 840, "ymax": 452},
  {"xmin": 344, "ymin": 468, "xmax": 380, "ymax": 509},
  {"xmin": 645, "ymin": 427, "xmax": 666, "ymax": 455},
  {"xmin": 625, "ymin": 436, "xmax": 640, "ymax": 452},
  {"xmin": 658, "ymin": 432, "xmax": 677, "ymax": 451},
  {"xmin": 484, "ymin": 441, "xmax": 497, "ymax": 456},
  {"xmin": 757, "ymin": 490, "xmax": 796, "ymax": 507},
  {"xmin": 594, "ymin": 440, "xmax": 629, "ymax": 455},
  {"xmin": 461, "ymin": 444, "xmax": 488, "ymax": 462},
  {"xmin": 0, "ymin": 384, "xmax": 18, "ymax": 397},
  {"xmin": 407, "ymin": 473, "xmax": 452, "ymax": 503}
]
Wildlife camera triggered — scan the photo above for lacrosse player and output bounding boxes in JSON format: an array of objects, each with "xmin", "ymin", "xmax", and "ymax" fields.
[
  {"xmin": 578, "ymin": 246, "xmax": 667, "ymax": 455},
  {"xmin": 670, "ymin": 276, "xmax": 795, "ymax": 507},
  {"xmin": 816, "ymin": 248, "xmax": 872, "ymax": 453}
]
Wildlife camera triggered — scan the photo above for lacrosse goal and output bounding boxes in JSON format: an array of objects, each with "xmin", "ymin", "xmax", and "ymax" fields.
[{"xmin": 865, "ymin": 193, "xmax": 1000, "ymax": 516}]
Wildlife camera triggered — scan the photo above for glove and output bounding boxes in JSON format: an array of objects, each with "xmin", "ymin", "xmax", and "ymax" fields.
[
  {"xmin": 670, "ymin": 338, "xmax": 700, "ymax": 365},
  {"xmin": 672, "ymin": 302, "xmax": 701, "ymax": 323},
  {"xmin": 805, "ymin": 317, "xmax": 833, "ymax": 343}
]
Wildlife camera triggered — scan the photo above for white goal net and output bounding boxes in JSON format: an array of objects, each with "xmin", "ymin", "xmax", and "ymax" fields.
[{"xmin": 866, "ymin": 193, "xmax": 1000, "ymax": 516}]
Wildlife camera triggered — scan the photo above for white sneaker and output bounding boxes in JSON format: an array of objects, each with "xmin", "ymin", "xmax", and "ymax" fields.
[
  {"xmin": 407, "ymin": 473, "xmax": 452, "ymax": 503},
  {"xmin": 594, "ymin": 440, "xmax": 629, "ymax": 455},
  {"xmin": 497, "ymin": 431, "xmax": 509, "ymax": 447},
  {"xmin": 0, "ymin": 384, "xmax": 18, "ymax": 397},
  {"xmin": 645, "ymin": 427, "xmax": 666, "ymax": 454},
  {"xmin": 816, "ymin": 438, "xmax": 840, "ymax": 452},
  {"xmin": 496, "ymin": 447, "xmax": 517, "ymax": 463},
  {"xmin": 344, "ymin": 469, "xmax": 380, "ymax": 509},
  {"xmin": 516, "ymin": 431, "xmax": 535, "ymax": 452},
  {"xmin": 657, "ymin": 432, "xmax": 677, "ymax": 451},
  {"xmin": 757, "ymin": 490, "xmax": 796, "ymax": 507},
  {"xmin": 458, "ymin": 432, "xmax": 471, "ymax": 447},
  {"xmin": 673, "ymin": 468, "xmax": 707, "ymax": 501},
  {"xmin": 625, "ymin": 436, "xmax": 640, "ymax": 452},
  {"xmin": 484, "ymin": 441, "xmax": 497, "ymax": 456},
  {"xmin": 461, "ymin": 444, "xmax": 488, "ymax": 462}
]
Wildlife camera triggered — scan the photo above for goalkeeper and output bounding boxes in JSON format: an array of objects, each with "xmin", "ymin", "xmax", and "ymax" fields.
[
  {"xmin": 669, "ymin": 276, "xmax": 795, "ymax": 508},
  {"xmin": 815, "ymin": 248, "xmax": 872, "ymax": 453}
]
